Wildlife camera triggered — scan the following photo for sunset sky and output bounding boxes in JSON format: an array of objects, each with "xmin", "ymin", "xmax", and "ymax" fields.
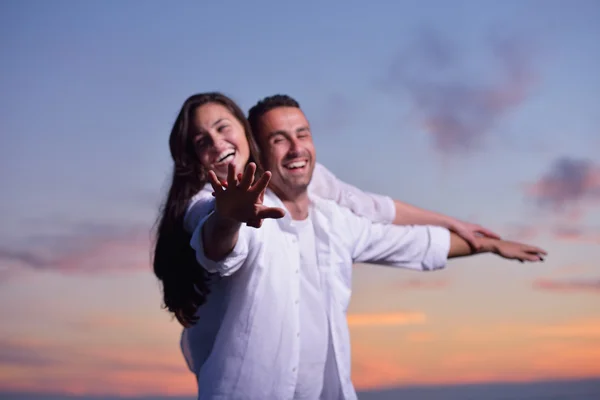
[{"xmin": 1, "ymin": 0, "xmax": 599, "ymax": 398}]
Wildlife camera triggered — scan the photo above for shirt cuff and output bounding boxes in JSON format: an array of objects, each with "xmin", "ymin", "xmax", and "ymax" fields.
[
  {"xmin": 189, "ymin": 211, "xmax": 250, "ymax": 276},
  {"xmin": 422, "ymin": 226, "xmax": 451, "ymax": 271},
  {"xmin": 378, "ymin": 195, "xmax": 397, "ymax": 224}
]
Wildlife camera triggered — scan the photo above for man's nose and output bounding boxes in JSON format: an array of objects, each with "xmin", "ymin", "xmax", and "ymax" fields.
[{"xmin": 288, "ymin": 137, "xmax": 301, "ymax": 153}]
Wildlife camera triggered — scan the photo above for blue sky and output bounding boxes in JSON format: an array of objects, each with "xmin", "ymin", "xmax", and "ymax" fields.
[{"xmin": 1, "ymin": 0, "xmax": 599, "ymax": 397}]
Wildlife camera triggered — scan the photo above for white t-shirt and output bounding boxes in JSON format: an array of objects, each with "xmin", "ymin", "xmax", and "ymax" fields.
[{"xmin": 290, "ymin": 213, "xmax": 329, "ymax": 399}]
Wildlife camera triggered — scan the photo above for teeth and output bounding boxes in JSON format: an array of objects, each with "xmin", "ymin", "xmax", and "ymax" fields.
[
  {"xmin": 285, "ymin": 161, "xmax": 307, "ymax": 169},
  {"xmin": 217, "ymin": 150, "xmax": 235, "ymax": 163}
]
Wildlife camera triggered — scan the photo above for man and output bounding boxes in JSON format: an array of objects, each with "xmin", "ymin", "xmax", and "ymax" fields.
[{"xmin": 188, "ymin": 95, "xmax": 547, "ymax": 399}]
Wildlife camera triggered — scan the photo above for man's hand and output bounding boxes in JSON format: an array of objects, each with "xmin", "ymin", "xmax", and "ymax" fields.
[
  {"xmin": 448, "ymin": 219, "xmax": 501, "ymax": 251},
  {"xmin": 208, "ymin": 162, "xmax": 286, "ymax": 225}
]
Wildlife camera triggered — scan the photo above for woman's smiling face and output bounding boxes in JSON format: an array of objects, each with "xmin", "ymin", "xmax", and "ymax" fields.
[{"xmin": 191, "ymin": 102, "xmax": 251, "ymax": 181}]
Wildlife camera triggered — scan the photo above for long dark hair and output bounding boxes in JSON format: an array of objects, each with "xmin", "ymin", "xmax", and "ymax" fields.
[{"xmin": 153, "ymin": 92, "xmax": 261, "ymax": 327}]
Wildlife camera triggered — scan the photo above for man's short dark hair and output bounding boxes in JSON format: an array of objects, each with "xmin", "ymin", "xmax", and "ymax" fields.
[{"xmin": 247, "ymin": 94, "xmax": 300, "ymax": 135}]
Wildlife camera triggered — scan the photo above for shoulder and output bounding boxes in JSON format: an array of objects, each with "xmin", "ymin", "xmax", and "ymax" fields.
[
  {"xmin": 311, "ymin": 162, "xmax": 335, "ymax": 183},
  {"xmin": 312, "ymin": 195, "xmax": 362, "ymax": 228},
  {"xmin": 308, "ymin": 162, "xmax": 342, "ymax": 199}
]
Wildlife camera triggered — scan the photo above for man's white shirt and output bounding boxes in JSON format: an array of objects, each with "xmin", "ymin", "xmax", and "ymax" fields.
[
  {"xmin": 181, "ymin": 183, "xmax": 450, "ymax": 399},
  {"xmin": 183, "ymin": 163, "xmax": 396, "ymax": 234}
]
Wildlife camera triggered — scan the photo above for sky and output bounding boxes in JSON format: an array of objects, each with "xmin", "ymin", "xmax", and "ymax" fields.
[{"xmin": 1, "ymin": 0, "xmax": 599, "ymax": 398}]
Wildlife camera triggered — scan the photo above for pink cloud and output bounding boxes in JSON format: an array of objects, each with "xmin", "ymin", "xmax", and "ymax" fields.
[
  {"xmin": 0, "ymin": 222, "xmax": 152, "ymax": 280},
  {"xmin": 552, "ymin": 226, "xmax": 600, "ymax": 244},
  {"xmin": 378, "ymin": 29, "xmax": 536, "ymax": 155},
  {"xmin": 347, "ymin": 312, "xmax": 427, "ymax": 327},
  {"xmin": 525, "ymin": 157, "xmax": 600, "ymax": 217},
  {"xmin": 394, "ymin": 278, "xmax": 449, "ymax": 290},
  {"xmin": 533, "ymin": 278, "xmax": 600, "ymax": 294},
  {"xmin": 0, "ymin": 335, "xmax": 192, "ymax": 396}
]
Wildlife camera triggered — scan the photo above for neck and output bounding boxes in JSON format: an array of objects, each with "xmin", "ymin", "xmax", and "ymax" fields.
[{"xmin": 270, "ymin": 185, "xmax": 310, "ymax": 220}]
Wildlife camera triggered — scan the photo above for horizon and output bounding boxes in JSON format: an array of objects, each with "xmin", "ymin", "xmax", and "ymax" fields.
[{"xmin": 2, "ymin": 377, "xmax": 600, "ymax": 400}]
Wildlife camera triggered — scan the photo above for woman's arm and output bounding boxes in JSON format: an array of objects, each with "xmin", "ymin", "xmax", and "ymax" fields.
[
  {"xmin": 392, "ymin": 200, "xmax": 500, "ymax": 249},
  {"xmin": 309, "ymin": 163, "xmax": 500, "ymax": 249}
]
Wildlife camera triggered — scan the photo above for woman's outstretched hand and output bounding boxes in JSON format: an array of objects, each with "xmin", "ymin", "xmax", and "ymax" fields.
[{"xmin": 208, "ymin": 162, "xmax": 286, "ymax": 226}]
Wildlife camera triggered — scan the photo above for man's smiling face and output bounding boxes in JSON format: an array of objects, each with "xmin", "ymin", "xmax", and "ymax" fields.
[{"xmin": 254, "ymin": 106, "xmax": 316, "ymax": 198}]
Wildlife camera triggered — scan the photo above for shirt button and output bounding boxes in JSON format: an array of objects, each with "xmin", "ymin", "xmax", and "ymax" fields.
[
  {"xmin": 295, "ymin": 269, "xmax": 299, "ymax": 274},
  {"xmin": 292, "ymin": 367, "xmax": 297, "ymax": 372},
  {"xmin": 294, "ymin": 299, "xmax": 299, "ymax": 305},
  {"xmin": 297, "ymin": 332, "xmax": 300, "ymax": 337}
]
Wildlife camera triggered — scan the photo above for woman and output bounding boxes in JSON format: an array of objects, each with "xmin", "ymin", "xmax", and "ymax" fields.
[{"xmin": 153, "ymin": 91, "xmax": 499, "ymax": 328}]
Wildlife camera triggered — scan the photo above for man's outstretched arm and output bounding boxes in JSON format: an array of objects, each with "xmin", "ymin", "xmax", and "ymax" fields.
[
  {"xmin": 345, "ymin": 205, "xmax": 547, "ymax": 271},
  {"xmin": 310, "ymin": 163, "xmax": 501, "ymax": 250}
]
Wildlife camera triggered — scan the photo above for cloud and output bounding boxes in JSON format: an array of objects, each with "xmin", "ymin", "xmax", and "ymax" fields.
[
  {"xmin": 455, "ymin": 318, "xmax": 600, "ymax": 342},
  {"xmin": 0, "ymin": 221, "xmax": 153, "ymax": 280},
  {"xmin": 527, "ymin": 319, "xmax": 600, "ymax": 339},
  {"xmin": 533, "ymin": 278, "xmax": 600, "ymax": 294},
  {"xmin": 394, "ymin": 279, "xmax": 449, "ymax": 290},
  {"xmin": 552, "ymin": 226, "xmax": 600, "ymax": 244},
  {"xmin": 347, "ymin": 312, "xmax": 427, "ymax": 327},
  {"xmin": 405, "ymin": 331, "xmax": 436, "ymax": 343},
  {"xmin": 0, "ymin": 335, "xmax": 193, "ymax": 396},
  {"xmin": 0, "ymin": 338, "xmax": 60, "ymax": 368},
  {"xmin": 524, "ymin": 157, "xmax": 600, "ymax": 217},
  {"xmin": 378, "ymin": 29, "xmax": 536, "ymax": 155},
  {"xmin": 350, "ymin": 317, "xmax": 600, "ymax": 390}
]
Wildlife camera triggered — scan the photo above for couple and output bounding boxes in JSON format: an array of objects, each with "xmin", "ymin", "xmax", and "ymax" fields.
[{"xmin": 153, "ymin": 92, "xmax": 547, "ymax": 399}]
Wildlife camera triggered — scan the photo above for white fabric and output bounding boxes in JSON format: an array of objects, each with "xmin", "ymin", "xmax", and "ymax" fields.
[
  {"xmin": 181, "ymin": 189, "xmax": 451, "ymax": 400},
  {"xmin": 290, "ymin": 214, "xmax": 329, "ymax": 399},
  {"xmin": 184, "ymin": 162, "xmax": 396, "ymax": 233},
  {"xmin": 320, "ymin": 330, "xmax": 341, "ymax": 399}
]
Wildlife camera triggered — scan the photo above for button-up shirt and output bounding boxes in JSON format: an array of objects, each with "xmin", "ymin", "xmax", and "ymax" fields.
[
  {"xmin": 183, "ymin": 162, "xmax": 396, "ymax": 234},
  {"xmin": 181, "ymin": 189, "xmax": 450, "ymax": 399}
]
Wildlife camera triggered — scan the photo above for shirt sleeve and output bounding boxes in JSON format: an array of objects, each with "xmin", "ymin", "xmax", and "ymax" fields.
[
  {"xmin": 341, "ymin": 206, "xmax": 451, "ymax": 271},
  {"xmin": 188, "ymin": 210, "xmax": 255, "ymax": 277},
  {"xmin": 309, "ymin": 162, "xmax": 396, "ymax": 224},
  {"xmin": 184, "ymin": 187, "xmax": 216, "ymax": 234}
]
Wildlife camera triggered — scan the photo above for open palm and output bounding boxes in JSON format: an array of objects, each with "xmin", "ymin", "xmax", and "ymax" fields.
[{"xmin": 208, "ymin": 163, "xmax": 285, "ymax": 225}]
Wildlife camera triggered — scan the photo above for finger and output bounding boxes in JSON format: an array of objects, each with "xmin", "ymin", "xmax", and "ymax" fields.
[
  {"xmin": 518, "ymin": 252, "xmax": 543, "ymax": 262},
  {"xmin": 522, "ymin": 246, "xmax": 548, "ymax": 256},
  {"xmin": 237, "ymin": 173, "xmax": 243, "ymax": 181},
  {"xmin": 207, "ymin": 170, "xmax": 224, "ymax": 194},
  {"xmin": 460, "ymin": 231, "xmax": 480, "ymax": 251},
  {"xmin": 476, "ymin": 227, "xmax": 501, "ymax": 240},
  {"xmin": 250, "ymin": 171, "xmax": 272, "ymax": 195},
  {"xmin": 227, "ymin": 163, "xmax": 237, "ymax": 188},
  {"xmin": 247, "ymin": 218, "xmax": 263, "ymax": 229},
  {"xmin": 239, "ymin": 162, "xmax": 257, "ymax": 191},
  {"xmin": 256, "ymin": 206, "xmax": 286, "ymax": 220},
  {"xmin": 221, "ymin": 180, "xmax": 228, "ymax": 188}
]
